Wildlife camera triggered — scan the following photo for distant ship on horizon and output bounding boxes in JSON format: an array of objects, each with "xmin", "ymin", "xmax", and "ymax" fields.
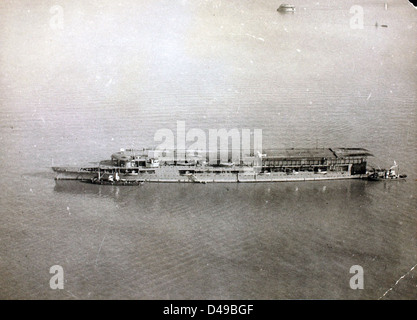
[{"xmin": 277, "ymin": 4, "xmax": 296, "ymax": 12}]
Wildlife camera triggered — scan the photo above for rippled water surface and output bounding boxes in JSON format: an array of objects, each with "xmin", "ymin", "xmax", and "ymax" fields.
[{"xmin": 0, "ymin": 0, "xmax": 416, "ymax": 299}]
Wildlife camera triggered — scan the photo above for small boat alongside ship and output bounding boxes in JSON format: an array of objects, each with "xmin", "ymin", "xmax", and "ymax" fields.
[
  {"xmin": 52, "ymin": 147, "xmax": 406, "ymax": 185},
  {"xmin": 367, "ymin": 161, "xmax": 407, "ymax": 181}
]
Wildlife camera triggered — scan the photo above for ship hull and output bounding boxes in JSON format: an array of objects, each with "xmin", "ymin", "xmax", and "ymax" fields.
[{"xmin": 55, "ymin": 166, "xmax": 366, "ymax": 183}]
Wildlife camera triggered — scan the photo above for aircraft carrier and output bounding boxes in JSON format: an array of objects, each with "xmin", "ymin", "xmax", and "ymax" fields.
[{"xmin": 52, "ymin": 147, "xmax": 405, "ymax": 184}]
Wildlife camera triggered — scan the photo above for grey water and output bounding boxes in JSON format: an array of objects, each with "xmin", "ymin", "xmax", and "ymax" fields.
[{"xmin": 0, "ymin": 0, "xmax": 416, "ymax": 299}]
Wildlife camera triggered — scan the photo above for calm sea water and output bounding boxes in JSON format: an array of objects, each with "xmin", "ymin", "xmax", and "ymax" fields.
[{"xmin": 0, "ymin": 0, "xmax": 416, "ymax": 299}]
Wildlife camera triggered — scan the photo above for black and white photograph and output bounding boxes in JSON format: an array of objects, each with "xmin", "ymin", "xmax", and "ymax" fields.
[{"xmin": 0, "ymin": 0, "xmax": 416, "ymax": 305}]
